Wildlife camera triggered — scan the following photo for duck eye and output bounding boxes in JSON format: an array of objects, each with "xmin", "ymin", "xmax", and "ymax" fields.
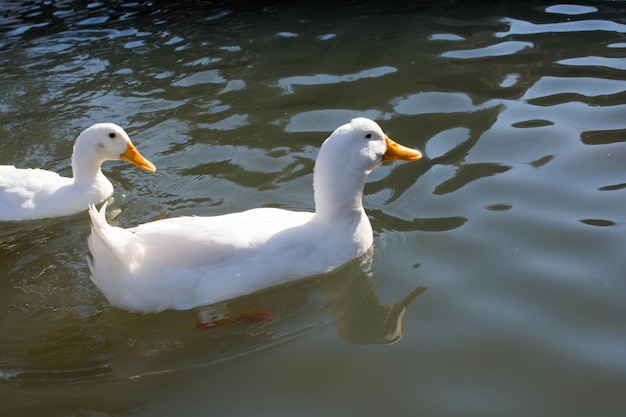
[
  {"xmin": 365, "ymin": 133, "xmax": 372, "ymax": 139},
  {"xmin": 109, "ymin": 133, "xmax": 116, "ymax": 139}
]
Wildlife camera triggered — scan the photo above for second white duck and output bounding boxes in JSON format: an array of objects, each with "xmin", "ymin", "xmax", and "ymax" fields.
[
  {"xmin": 87, "ymin": 118, "xmax": 421, "ymax": 313},
  {"xmin": 0, "ymin": 123, "xmax": 155, "ymax": 221}
]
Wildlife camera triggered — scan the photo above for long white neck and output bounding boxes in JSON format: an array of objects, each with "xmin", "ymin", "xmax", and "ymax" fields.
[
  {"xmin": 312, "ymin": 144, "xmax": 370, "ymax": 222},
  {"xmin": 71, "ymin": 142, "xmax": 105, "ymax": 183}
]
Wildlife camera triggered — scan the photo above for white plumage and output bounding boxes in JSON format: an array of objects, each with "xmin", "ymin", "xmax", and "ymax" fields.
[
  {"xmin": 87, "ymin": 118, "xmax": 421, "ymax": 313},
  {"xmin": 0, "ymin": 123, "xmax": 155, "ymax": 221}
]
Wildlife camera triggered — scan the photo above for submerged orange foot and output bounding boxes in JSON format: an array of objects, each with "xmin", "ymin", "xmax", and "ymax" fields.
[{"xmin": 195, "ymin": 310, "xmax": 275, "ymax": 329}]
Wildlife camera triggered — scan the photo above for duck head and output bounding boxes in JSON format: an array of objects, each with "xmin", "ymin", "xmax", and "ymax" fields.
[
  {"xmin": 72, "ymin": 123, "xmax": 156, "ymax": 177},
  {"xmin": 316, "ymin": 118, "xmax": 421, "ymax": 173},
  {"xmin": 313, "ymin": 118, "xmax": 421, "ymax": 219}
]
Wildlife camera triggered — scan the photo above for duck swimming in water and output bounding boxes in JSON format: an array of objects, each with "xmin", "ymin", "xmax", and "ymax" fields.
[
  {"xmin": 87, "ymin": 118, "xmax": 421, "ymax": 313},
  {"xmin": 0, "ymin": 123, "xmax": 155, "ymax": 221}
]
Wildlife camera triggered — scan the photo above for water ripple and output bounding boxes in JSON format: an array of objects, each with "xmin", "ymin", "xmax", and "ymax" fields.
[
  {"xmin": 497, "ymin": 17, "xmax": 626, "ymax": 37},
  {"xmin": 442, "ymin": 41, "xmax": 533, "ymax": 59},
  {"xmin": 545, "ymin": 4, "xmax": 598, "ymax": 15},
  {"xmin": 277, "ymin": 66, "xmax": 397, "ymax": 94},
  {"xmin": 285, "ymin": 109, "xmax": 383, "ymax": 133},
  {"xmin": 557, "ymin": 56, "xmax": 626, "ymax": 70},
  {"xmin": 392, "ymin": 92, "xmax": 478, "ymax": 115},
  {"xmin": 172, "ymin": 70, "xmax": 226, "ymax": 87},
  {"xmin": 524, "ymin": 76, "xmax": 626, "ymax": 101}
]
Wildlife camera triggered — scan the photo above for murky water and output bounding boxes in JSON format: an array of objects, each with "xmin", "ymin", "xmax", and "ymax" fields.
[{"xmin": 1, "ymin": 1, "xmax": 626, "ymax": 416}]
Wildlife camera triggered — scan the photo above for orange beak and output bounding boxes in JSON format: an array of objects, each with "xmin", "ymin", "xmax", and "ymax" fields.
[
  {"xmin": 120, "ymin": 142, "xmax": 156, "ymax": 172},
  {"xmin": 382, "ymin": 136, "xmax": 422, "ymax": 162}
]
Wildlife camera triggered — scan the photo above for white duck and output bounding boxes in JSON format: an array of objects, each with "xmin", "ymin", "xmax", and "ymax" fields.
[
  {"xmin": 0, "ymin": 123, "xmax": 155, "ymax": 221},
  {"xmin": 87, "ymin": 118, "xmax": 421, "ymax": 313}
]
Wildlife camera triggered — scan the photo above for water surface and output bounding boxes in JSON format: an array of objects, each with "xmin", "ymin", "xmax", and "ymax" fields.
[{"xmin": 1, "ymin": 1, "xmax": 626, "ymax": 416}]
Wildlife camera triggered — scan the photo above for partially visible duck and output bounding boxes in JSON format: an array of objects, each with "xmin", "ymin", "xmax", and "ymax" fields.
[
  {"xmin": 0, "ymin": 123, "xmax": 155, "ymax": 221},
  {"xmin": 87, "ymin": 118, "xmax": 421, "ymax": 313}
]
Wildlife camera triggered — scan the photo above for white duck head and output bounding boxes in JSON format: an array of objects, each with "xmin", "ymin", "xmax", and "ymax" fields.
[
  {"xmin": 71, "ymin": 123, "xmax": 156, "ymax": 181},
  {"xmin": 313, "ymin": 118, "xmax": 421, "ymax": 221}
]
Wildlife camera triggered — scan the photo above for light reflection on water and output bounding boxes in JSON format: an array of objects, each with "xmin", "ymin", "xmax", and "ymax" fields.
[{"xmin": 1, "ymin": 1, "xmax": 626, "ymax": 416}]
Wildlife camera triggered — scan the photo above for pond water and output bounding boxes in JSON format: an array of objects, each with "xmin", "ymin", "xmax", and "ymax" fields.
[{"xmin": 1, "ymin": 1, "xmax": 626, "ymax": 416}]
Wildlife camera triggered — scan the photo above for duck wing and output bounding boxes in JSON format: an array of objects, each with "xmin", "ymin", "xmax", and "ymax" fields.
[
  {"xmin": 0, "ymin": 166, "xmax": 68, "ymax": 197},
  {"xmin": 0, "ymin": 166, "xmax": 72, "ymax": 219},
  {"xmin": 130, "ymin": 208, "xmax": 313, "ymax": 266},
  {"xmin": 90, "ymin": 204, "xmax": 313, "ymax": 269}
]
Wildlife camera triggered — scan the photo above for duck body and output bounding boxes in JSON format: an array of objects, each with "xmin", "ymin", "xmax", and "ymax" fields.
[
  {"xmin": 0, "ymin": 165, "xmax": 114, "ymax": 221},
  {"xmin": 88, "ymin": 118, "xmax": 421, "ymax": 313},
  {"xmin": 0, "ymin": 123, "xmax": 155, "ymax": 221}
]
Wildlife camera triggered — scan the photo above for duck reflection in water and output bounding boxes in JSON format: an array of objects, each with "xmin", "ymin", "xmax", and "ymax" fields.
[
  {"xmin": 196, "ymin": 254, "xmax": 426, "ymax": 345},
  {"xmin": 106, "ymin": 250, "xmax": 426, "ymax": 378}
]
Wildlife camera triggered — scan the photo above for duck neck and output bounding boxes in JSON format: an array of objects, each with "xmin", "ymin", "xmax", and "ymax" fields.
[
  {"xmin": 71, "ymin": 148, "xmax": 105, "ymax": 184},
  {"xmin": 312, "ymin": 155, "xmax": 369, "ymax": 223}
]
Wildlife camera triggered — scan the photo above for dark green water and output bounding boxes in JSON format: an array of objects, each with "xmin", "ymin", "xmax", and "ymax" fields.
[{"xmin": 1, "ymin": 1, "xmax": 626, "ymax": 416}]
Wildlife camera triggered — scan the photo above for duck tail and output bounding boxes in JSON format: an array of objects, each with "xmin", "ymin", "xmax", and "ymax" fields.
[
  {"xmin": 86, "ymin": 202, "xmax": 129, "ymax": 276},
  {"xmin": 87, "ymin": 203, "xmax": 109, "ymax": 270},
  {"xmin": 88, "ymin": 202, "xmax": 109, "ymax": 236}
]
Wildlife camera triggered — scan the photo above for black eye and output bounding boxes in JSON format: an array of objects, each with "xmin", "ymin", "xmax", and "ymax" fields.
[
  {"xmin": 365, "ymin": 133, "xmax": 372, "ymax": 139},
  {"xmin": 109, "ymin": 133, "xmax": 116, "ymax": 139}
]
